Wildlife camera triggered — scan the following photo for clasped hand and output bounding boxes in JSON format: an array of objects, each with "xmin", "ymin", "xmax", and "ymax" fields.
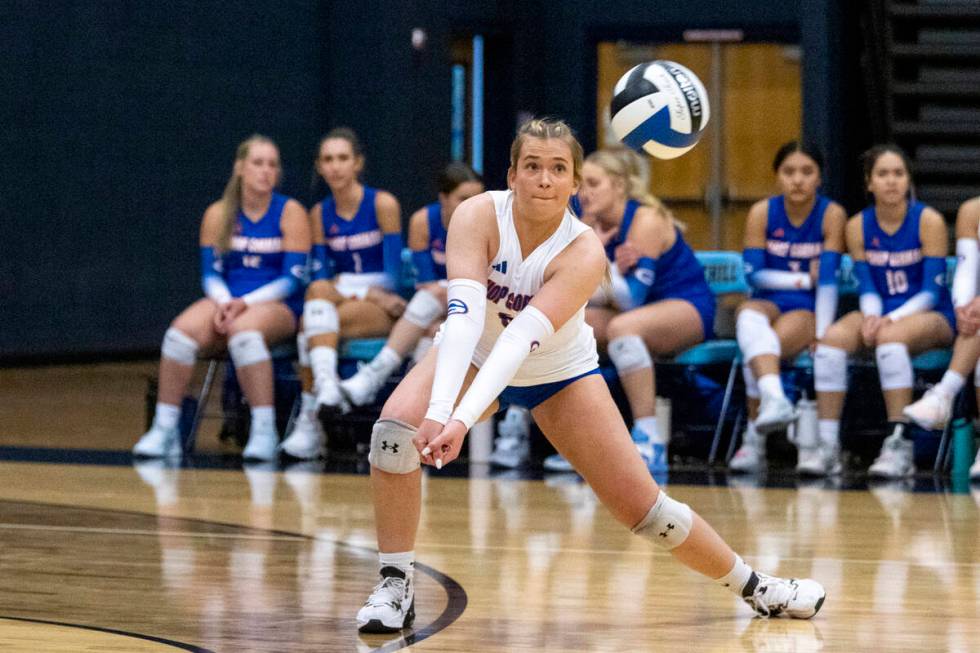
[{"xmin": 412, "ymin": 418, "xmax": 468, "ymax": 469}]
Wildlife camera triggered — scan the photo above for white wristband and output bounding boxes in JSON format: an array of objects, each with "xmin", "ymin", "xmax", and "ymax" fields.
[{"xmin": 952, "ymin": 238, "xmax": 978, "ymax": 307}]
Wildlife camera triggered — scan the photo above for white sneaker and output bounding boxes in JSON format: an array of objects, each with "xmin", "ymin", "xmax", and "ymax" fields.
[
  {"xmin": 754, "ymin": 395, "xmax": 798, "ymax": 435},
  {"xmin": 543, "ymin": 453, "xmax": 575, "ymax": 473},
  {"xmin": 868, "ymin": 426, "xmax": 915, "ymax": 478},
  {"xmin": 970, "ymin": 448, "xmax": 980, "ymax": 481},
  {"xmin": 133, "ymin": 423, "xmax": 182, "ymax": 458},
  {"xmin": 242, "ymin": 420, "xmax": 279, "ymax": 462},
  {"xmin": 280, "ymin": 410, "xmax": 326, "ymax": 460},
  {"xmin": 902, "ymin": 388, "xmax": 953, "ymax": 430},
  {"xmin": 730, "ymin": 428, "xmax": 766, "ymax": 473},
  {"xmin": 490, "ymin": 407, "xmax": 531, "ymax": 469},
  {"xmin": 356, "ymin": 566, "xmax": 415, "ymax": 633},
  {"xmin": 796, "ymin": 444, "xmax": 841, "ymax": 477},
  {"xmin": 340, "ymin": 366, "xmax": 386, "ymax": 407},
  {"xmin": 743, "ymin": 572, "xmax": 826, "ymax": 619},
  {"xmin": 316, "ymin": 376, "xmax": 350, "ymax": 417}
]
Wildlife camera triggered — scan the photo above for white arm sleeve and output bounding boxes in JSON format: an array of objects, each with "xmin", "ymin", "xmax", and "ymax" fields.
[
  {"xmin": 451, "ymin": 305, "xmax": 555, "ymax": 429},
  {"xmin": 814, "ymin": 284, "xmax": 838, "ymax": 339},
  {"xmin": 242, "ymin": 277, "xmax": 296, "ymax": 305},
  {"xmin": 886, "ymin": 291, "xmax": 937, "ymax": 322},
  {"xmin": 952, "ymin": 238, "xmax": 978, "ymax": 307},
  {"xmin": 751, "ymin": 269, "xmax": 813, "ymax": 291},
  {"xmin": 860, "ymin": 293, "xmax": 883, "ymax": 317},
  {"xmin": 424, "ymin": 278, "xmax": 487, "ymax": 424},
  {"xmin": 608, "ymin": 263, "xmax": 636, "ymax": 310}
]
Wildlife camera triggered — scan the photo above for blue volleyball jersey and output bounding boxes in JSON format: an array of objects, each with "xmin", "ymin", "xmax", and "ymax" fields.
[
  {"xmin": 223, "ymin": 192, "xmax": 303, "ymax": 307},
  {"xmin": 752, "ymin": 195, "xmax": 829, "ymax": 309},
  {"xmin": 321, "ymin": 186, "xmax": 385, "ymax": 275},
  {"xmin": 611, "ymin": 199, "xmax": 712, "ymax": 305},
  {"xmin": 862, "ymin": 201, "xmax": 952, "ymax": 315},
  {"xmin": 426, "ymin": 202, "xmax": 448, "ymax": 280}
]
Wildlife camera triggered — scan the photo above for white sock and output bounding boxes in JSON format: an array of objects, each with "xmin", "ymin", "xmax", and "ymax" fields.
[
  {"xmin": 310, "ymin": 346, "xmax": 338, "ymax": 385},
  {"xmin": 757, "ymin": 374, "xmax": 785, "ymax": 401},
  {"xmin": 715, "ymin": 553, "xmax": 754, "ymax": 597},
  {"xmin": 634, "ymin": 416, "xmax": 663, "ymax": 443},
  {"xmin": 935, "ymin": 370, "xmax": 965, "ymax": 398},
  {"xmin": 251, "ymin": 405, "xmax": 275, "ymax": 426},
  {"xmin": 818, "ymin": 419, "xmax": 839, "ymax": 448},
  {"xmin": 368, "ymin": 346, "xmax": 403, "ymax": 377},
  {"xmin": 379, "ymin": 551, "xmax": 415, "ymax": 578},
  {"xmin": 154, "ymin": 403, "xmax": 181, "ymax": 430}
]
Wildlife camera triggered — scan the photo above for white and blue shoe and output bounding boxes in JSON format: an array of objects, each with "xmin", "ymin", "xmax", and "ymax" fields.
[
  {"xmin": 631, "ymin": 426, "xmax": 668, "ymax": 474},
  {"xmin": 543, "ymin": 452, "xmax": 575, "ymax": 473}
]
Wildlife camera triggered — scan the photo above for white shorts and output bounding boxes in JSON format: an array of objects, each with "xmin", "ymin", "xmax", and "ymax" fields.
[{"xmin": 335, "ymin": 272, "xmax": 392, "ymax": 299}]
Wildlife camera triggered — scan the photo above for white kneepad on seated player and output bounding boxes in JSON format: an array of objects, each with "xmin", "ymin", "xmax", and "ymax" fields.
[
  {"xmin": 736, "ymin": 309, "xmax": 780, "ymax": 362},
  {"xmin": 403, "ymin": 289, "xmax": 444, "ymax": 329},
  {"xmin": 228, "ymin": 330, "xmax": 270, "ymax": 368},
  {"xmin": 875, "ymin": 342, "xmax": 913, "ymax": 391},
  {"xmin": 607, "ymin": 334, "xmax": 652, "ymax": 375},
  {"xmin": 369, "ymin": 419, "xmax": 422, "ymax": 474},
  {"xmin": 303, "ymin": 299, "xmax": 339, "ymax": 337},
  {"xmin": 813, "ymin": 344, "xmax": 848, "ymax": 393},
  {"xmin": 161, "ymin": 327, "xmax": 199, "ymax": 366},
  {"xmin": 632, "ymin": 489, "xmax": 693, "ymax": 550}
]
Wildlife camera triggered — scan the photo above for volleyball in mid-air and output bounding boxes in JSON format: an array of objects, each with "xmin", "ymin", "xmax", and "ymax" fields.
[{"xmin": 610, "ymin": 60, "xmax": 710, "ymax": 160}]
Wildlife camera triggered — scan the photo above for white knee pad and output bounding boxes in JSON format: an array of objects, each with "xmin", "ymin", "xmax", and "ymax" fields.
[
  {"xmin": 368, "ymin": 418, "xmax": 421, "ymax": 474},
  {"xmin": 228, "ymin": 330, "xmax": 270, "ymax": 368},
  {"xmin": 608, "ymin": 334, "xmax": 653, "ymax": 375},
  {"xmin": 161, "ymin": 327, "xmax": 199, "ymax": 366},
  {"xmin": 632, "ymin": 490, "xmax": 693, "ymax": 550},
  {"xmin": 814, "ymin": 344, "xmax": 848, "ymax": 392},
  {"xmin": 736, "ymin": 309, "xmax": 781, "ymax": 362},
  {"xmin": 303, "ymin": 299, "xmax": 338, "ymax": 337},
  {"xmin": 742, "ymin": 363, "xmax": 760, "ymax": 399},
  {"xmin": 876, "ymin": 342, "xmax": 913, "ymax": 391},
  {"xmin": 403, "ymin": 289, "xmax": 444, "ymax": 329},
  {"xmin": 297, "ymin": 331, "xmax": 310, "ymax": 367}
]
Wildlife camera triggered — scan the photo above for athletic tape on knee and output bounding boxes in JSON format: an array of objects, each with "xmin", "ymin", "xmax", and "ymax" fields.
[
  {"xmin": 876, "ymin": 342, "xmax": 913, "ymax": 391},
  {"xmin": 814, "ymin": 344, "xmax": 848, "ymax": 392},
  {"xmin": 736, "ymin": 309, "xmax": 780, "ymax": 362},
  {"xmin": 297, "ymin": 331, "xmax": 310, "ymax": 367},
  {"xmin": 632, "ymin": 490, "xmax": 693, "ymax": 550},
  {"xmin": 368, "ymin": 418, "xmax": 421, "ymax": 474},
  {"xmin": 228, "ymin": 330, "xmax": 270, "ymax": 368},
  {"xmin": 161, "ymin": 327, "xmax": 199, "ymax": 365},
  {"xmin": 742, "ymin": 363, "xmax": 760, "ymax": 399},
  {"xmin": 403, "ymin": 289, "xmax": 443, "ymax": 329},
  {"xmin": 608, "ymin": 334, "xmax": 652, "ymax": 375},
  {"xmin": 303, "ymin": 299, "xmax": 338, "ymax": 337}
]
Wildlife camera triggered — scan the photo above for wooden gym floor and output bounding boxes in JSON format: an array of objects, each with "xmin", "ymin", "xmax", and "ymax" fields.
[{"xmin": 0, "ymin": 361, "xmax": 978, "ymax": 652}]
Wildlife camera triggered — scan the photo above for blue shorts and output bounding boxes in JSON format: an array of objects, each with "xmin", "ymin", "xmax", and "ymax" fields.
[
  {"xmin": 497, "ymin": 368, "xmax": 601, "ymax": 411},
  {"xmin": 752, "ymin": 289, "xmax": 815, "ymax": 314},
  {"xmin": 661, "ymin": 292, "xmax": 716, "ymax": 340}
]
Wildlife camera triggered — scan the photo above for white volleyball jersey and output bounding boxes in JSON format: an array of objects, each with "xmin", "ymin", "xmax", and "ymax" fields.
[{"xmin": 472, "ymin": 190, "xmax": 599, "ymax": 386}]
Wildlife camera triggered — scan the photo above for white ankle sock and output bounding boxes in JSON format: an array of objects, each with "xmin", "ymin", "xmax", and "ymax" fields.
[
  {"xmin": 935, "ymin": 370, "xmax": 965, "ymax": 398},
  {"xmin": 251, "ymin": 405, "xmax": 275, "ymax": 426},
  {"xmin": 758, "ymin": 374, "xmax": 785, "ymax": 401},
  {"xmin": 634, "ymin": 416, "xmax": 662, "ymax": 443},
  {"xmin": 818, "ymin": 419, "xmax": 839, "ymax": 448},
  {"xmin": 369, "ymin": 346, "xmax": 403, "ymax": 377},
  {"xmin": 155, "ymin": 403, "xmax": 181, "ymax": 430},
  {"xmin": 715, "ymin": 553, "xmax": 754, "ymax": 596},
  {"xmin": 379, "ymin": 551, "xmax": 415, "ymax": 578}
]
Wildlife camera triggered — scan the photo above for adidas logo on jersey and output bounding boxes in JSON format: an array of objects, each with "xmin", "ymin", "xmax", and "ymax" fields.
[{"xmin": 492, "ymin": 261, "xmax": 508, "ymax": 274}]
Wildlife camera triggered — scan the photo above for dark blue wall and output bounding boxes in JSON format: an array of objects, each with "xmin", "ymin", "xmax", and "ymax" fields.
[{"xmin": 2, "ymin": 0, "xmax": 856, "ymax": 361}]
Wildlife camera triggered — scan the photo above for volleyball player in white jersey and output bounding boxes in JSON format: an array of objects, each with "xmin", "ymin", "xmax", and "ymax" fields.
[
  {"xmin": 903, "ymin": 195, "xmax": 980, "ymax": 479},
  {"xmin": 355, "ymin": 119, "xmax": 825, "ymax": 634}
]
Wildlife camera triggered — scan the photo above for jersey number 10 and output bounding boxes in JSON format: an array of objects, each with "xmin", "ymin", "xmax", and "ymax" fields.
[{"xmin": 885, "ymin": 269, "xmax": 908, "ymax": 295}]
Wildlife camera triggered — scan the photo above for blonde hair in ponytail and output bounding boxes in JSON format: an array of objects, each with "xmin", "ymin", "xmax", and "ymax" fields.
[
  {"xmin": 216, "ymin": 134, "xmax": 279, "ymax": 252},
  {"xmin": 585, "ymin": 146, "xmax": 685, "ymax": 231}
]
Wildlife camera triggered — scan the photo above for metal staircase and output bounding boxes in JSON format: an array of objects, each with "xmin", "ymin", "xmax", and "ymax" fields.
[{"xmin": 864, "ymin": 0, "xmax": 980, "ymax": 217}]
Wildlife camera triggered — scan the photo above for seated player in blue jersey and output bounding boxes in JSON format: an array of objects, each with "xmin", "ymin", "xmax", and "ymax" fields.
[
  {"xmin": 729, "ymin": 142, "xmax": 847, "ymax": 476},
  {"xmin": 280, "ymin": 128, "xmax": 406, "ymax": 459},
  {"xmin": 334, "ymin": 163, "xmax": 484, "ymax": 408},
  {"xmin": 133, "ymin": 135, "xmax": 311, "ymax": 462},
  {"xmin": 542, "ymin": 146, "xmax": 715, "ymax": 475},
  {"xmin": 814, "ymin": 145, "xmax": 954, "ymax": 479},
  {"xmin": 902, "ymin": 195, "xmax": 980, "ymax": 479}
]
